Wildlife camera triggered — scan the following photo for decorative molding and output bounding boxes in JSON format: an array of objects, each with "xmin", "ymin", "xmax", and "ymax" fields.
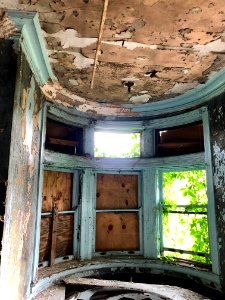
[{"xmin": 6, "ymin": 10, "xmax": 56, "ymax": 86}]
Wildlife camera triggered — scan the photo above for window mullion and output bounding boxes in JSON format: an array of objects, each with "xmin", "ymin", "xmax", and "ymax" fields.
[{"xmin": 142, "ymin": 169, "xmax": 159, "ymax": 258}]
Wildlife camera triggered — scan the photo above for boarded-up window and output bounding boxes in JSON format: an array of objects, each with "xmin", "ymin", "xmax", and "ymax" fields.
[
  {"xmin": 45, "ymin": 118, "xmax": 83, "ymax": 155},
  {"xmin": 96, "ymin": 173, "xmax": 140, "ymax": 252},
  {"xmin": 155, "ymin": 122, "xmax": 204, "ymax": 157},
  {"xmin": 39, "ymin": 171, "xmax": 74, "ymax": 264}
]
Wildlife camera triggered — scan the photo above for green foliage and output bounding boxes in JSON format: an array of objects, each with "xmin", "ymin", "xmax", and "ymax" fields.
[
  {"xmin": 162, "ymin": 170, "xmax": 211, "ymax": 265},
  {"xmin": 160, "ymin": 254, "xmax": 176, "ymax": 264},
  {"xmin": 121, "ymin": 133, "xmax": 140, "ymax": 158}
]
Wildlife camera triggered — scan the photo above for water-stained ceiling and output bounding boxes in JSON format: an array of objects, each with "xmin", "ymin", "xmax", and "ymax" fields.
[{"xmin": 2, "ymin": 0, "xmax": 225, "ymax": 112}]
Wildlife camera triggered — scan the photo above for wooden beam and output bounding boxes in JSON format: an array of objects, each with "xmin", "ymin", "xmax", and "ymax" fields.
[
  {"xmin": 90, "ymin": 0, "xmax": 109, "ymax": 89},
  {"xmin": 48, "ymin": 137, "xmax": 78, "ymax": 147}
]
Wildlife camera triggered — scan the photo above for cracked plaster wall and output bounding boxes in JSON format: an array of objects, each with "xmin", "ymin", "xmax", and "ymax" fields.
[{"xmin": 1, "ymin": 0, "xmax": 225, "ymax": 105}]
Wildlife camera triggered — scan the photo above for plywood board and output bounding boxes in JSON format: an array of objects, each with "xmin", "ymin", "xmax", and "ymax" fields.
[
  {"xmin": 96, "ymin": 212, "xmax": 139, "ymax": 252},
  {"xmin": 96, "ymin": 174, "xmax": 138, "ymax": 209},
  {"xmin": 42, "ymin": 171, "xmax": 72, "ymax": 212},
  {"xmin": 39, "ymin": 217, "xmax": 51, "ymax": 262},
  {"xmin": 40, "ymin": 171, "xmax": 73, "ymax": 263},
  {"xmin": 56, "ymin": 214, "xmax": 74, "ymax": 258}
]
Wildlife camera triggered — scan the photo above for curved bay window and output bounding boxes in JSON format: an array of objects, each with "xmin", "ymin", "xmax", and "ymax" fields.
[{"xmin": 38, "ymin": 106, "xmax": 219, "ymax": 284}]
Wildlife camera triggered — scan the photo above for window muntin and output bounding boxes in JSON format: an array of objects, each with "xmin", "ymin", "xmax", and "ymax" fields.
[{"xmin": 161, "ymin": 169, "xmax": 211, "ymax": 264}]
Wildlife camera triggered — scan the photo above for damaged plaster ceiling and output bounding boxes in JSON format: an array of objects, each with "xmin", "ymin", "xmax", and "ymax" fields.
[{"xmin": 2, "ymin": 0, "xmax": 225, "ymax": 108}]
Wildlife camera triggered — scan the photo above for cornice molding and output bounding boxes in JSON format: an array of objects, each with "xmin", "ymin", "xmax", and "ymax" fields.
[{"xmin": 6, "ymin": 10, "xmax": 56, "ymax": 86}]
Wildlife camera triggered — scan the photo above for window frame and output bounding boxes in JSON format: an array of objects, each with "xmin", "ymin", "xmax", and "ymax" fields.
[
  {"xmin": 158, "ymin": 166, "xmax": 210, "ymax": 264},
  {"xmin": 34, "ymin": 104, "xmax": 220, "ymax": 280},
  {"xmin": 93, "ymin": 170, "xmax": 143, "ymax": 256}
]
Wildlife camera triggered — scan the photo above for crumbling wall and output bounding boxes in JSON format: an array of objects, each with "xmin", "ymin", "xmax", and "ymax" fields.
[
  {"xmin": 208, "ymin": 94, "xmax": 225, "ymax": 291},
  {"xmin": 0, "ymin": 39, "xmax": 16, "ymax": 245},
  {"xmin": 0, "ymin": 53, "xmax": 44, "ymax": 300}
]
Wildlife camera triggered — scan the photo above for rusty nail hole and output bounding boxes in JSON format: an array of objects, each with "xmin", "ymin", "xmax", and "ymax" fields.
[
  {"xmin": 122, "ymin": 224, "xmax": 126, "ymax": 230},
  {"xmin": 92, "ymin": 48, "xmax": 103, "ymax": 54},
  {"xmin": 122, "ymin": 81, "xmax": 134, "ymax": 93},
  {"xmin": 121, "ymin": 183, "xmax": 125, "ymax": 187},
  {"xmin": 63, "ymin": 256, "xmax": 69, "ymax": 260},
  {"xmin": 108, "ymin": 224, "xmax": 113, "ymax": 231},
  {"xmin": 145, "ymin": 69, "xmax": 158, "ymax": 78},
  {"xmin": 44, "ymin": 196, "xmax": 47, "ymax": 201},
  {"xmin": 73, "ymin": 10, "xmax": 79, "ymax": 17},
  {"xmin": 83, "ymin": 0, "xmax": 89, "ymax": 3},
  {"xmin": 96, "ymin": 192, "xmax": 100, "ymax": 198},
  {"xmin": 125, "ymin": 200, "xmax": 129, "ymax": 206}
]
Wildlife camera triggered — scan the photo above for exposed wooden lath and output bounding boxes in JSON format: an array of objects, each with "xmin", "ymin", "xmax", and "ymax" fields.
[{"xmin": 90, "ymin": 0, "xmax": 109, "ymax": 89}]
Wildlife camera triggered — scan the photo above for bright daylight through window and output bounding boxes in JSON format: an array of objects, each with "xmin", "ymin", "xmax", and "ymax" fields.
[
  {"xmin": 161, "ymin": 169, "xmax": 210, "ymax": 265},
  {"xmin": 94, "ymin": 132, "xmax": 140, "ymax": 158}
]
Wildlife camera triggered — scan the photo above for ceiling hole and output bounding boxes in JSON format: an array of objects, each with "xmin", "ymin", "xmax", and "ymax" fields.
[
  {"xmin": 108, "ymin": 224, "xmax": 113, "ymax": 231},
  {"xmin": 145, "ymin": 69, "xmax": 158, "ymax": 78},
  {"xmin": 73, "ymin": 10, "xmax": 79, "ymax": 17},
  {"xmin": 122, "ymin": 81, "xmax": 134, "ymax": 93}
]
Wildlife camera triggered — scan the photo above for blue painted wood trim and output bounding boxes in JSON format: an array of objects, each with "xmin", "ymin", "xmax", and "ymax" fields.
[
  {"xmin": 47, "ymin": 104, "xmax": 90, "ymax": 127},
  {"xmin": 44, "ymin": 150, "xmax": 205, "ymax": 171},
  {"xmin": 80, "ymin": 170, "xmax": 95, "ymax": 260},
  {"xmin": 156, "ymin": 170, "xmax": 164, "ymax": 256},
  {"xmin": 72, "ymin": 170, "xmax": 80, "ymax": 258},
  {"xmin": 32, "ymin": 103, "xmax": 47, "ymax": 281},
  {"xmin": 202, "ymin": 107, "xmax": 220, "ymax": 275},
  {"xmin": 6, "ymin": 10, "xmax": 56, "ymax": 86},
  {"xmin": 141, "ymin": 128, "xmax": 155, "ymax": 157},
  {"xmin": 142, "ymin": 169, "xmax": 159, "ymax": 258},
  {"xmin": 84, "ymin": 127, "xmax": 95, "ymax": 157},
  {"xmin": 94, "ymin": 109, "xmax": 201, "ymax": 130}
]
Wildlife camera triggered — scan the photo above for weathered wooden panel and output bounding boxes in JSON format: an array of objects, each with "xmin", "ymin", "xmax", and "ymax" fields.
[
  {"xmin": 56, "ymin": 214, "xmax": 74, "ymax": 258},
  {"xmin": 96, "ymin": 174, "xmax": 138, "ymax": 209},
  {"xmin": 39, "ymin": 217, "xmax": 51, "ymax": 262},
  {"xmin": 96, "ymin": 212, "xmax": 139, "ymax": 252},
  {"xmin": 156, "ymin": 122, "xmax": 204, "ymax": 157},
  {"xmin": 0, "ymin": 52, "xmax": 45, "ymax": 299},
  {"xmin": 42, "ymin": 171, "xmax": 72, "ymax": 212},
  {"xmin": 209, "ymin": 95, "xmax": 225, "ymax": 290},
  {"xmin": 40, "ymin": 171, "xmax": 73, "ymax": 263}
]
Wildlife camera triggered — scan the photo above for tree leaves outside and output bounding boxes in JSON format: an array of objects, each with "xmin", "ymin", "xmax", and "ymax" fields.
[{"xmin": 162, "ymin": 170, "xmax": 211, "ymax": 264}]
